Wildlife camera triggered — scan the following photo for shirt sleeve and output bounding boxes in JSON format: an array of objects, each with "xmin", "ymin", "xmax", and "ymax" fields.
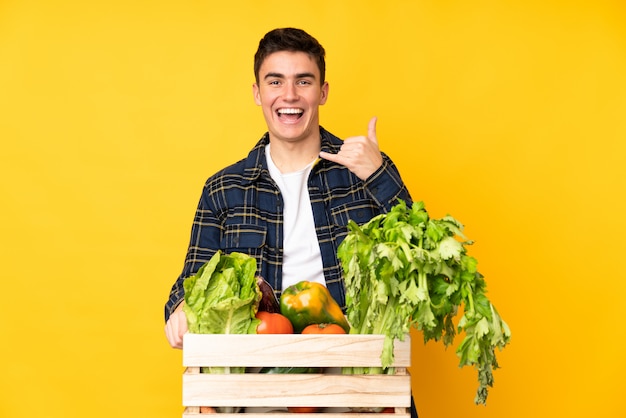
[
  {"xmin": 363, "ymin": 153, "xmax": 412, "ymax": 210},
  {"xmin": 164, "ymin": 189, "xmax": 223, "ymax": 322}
]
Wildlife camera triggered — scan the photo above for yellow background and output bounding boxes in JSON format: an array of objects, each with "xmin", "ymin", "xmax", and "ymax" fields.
[{"xmin": 1, "ymin": 1, "xmax": 625, "ymax": 417}]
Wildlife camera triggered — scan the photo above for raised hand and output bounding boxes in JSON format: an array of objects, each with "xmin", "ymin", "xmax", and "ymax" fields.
[{"xmin": 319, "ymin": 117, "xmax": 383, "ymax": 180}]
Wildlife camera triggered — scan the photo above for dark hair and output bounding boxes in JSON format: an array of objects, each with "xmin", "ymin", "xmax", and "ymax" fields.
[{"xmin": 254, "ymin": 28, "xmax": 326, "ymax": 85}]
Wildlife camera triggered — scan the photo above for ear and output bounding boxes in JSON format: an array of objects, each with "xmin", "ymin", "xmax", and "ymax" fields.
[
  {"xmin": 252, "ymin": 83, "xmax": 261, "ymax": 105},
  {"xmin": 319, "ymin": 82, "xmax": 329, "ymax": 105}
]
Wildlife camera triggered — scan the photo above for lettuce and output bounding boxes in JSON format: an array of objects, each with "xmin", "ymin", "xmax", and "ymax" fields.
[
  {"xmin": 183, "ymin": 250, "xmax": 260, "ymax": 384},
  {"xmin": 183, "ymin": 250, "xmax": 260, "ymax": 335}
]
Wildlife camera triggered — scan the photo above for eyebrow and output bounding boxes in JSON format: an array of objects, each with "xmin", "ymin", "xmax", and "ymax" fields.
[{"xmin": 263, "ymin": 72, "xmax": 317, "ymax": 80}]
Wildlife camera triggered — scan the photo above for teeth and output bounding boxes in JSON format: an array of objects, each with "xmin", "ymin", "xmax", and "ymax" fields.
[{"xmin": 278, "ymin": 108, "xmax": 303, "ymax": 114}]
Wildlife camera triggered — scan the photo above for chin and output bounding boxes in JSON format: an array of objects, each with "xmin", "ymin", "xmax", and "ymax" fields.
[{"xmin": 272, "ymin": 126, "xmax": 308, "ymax": 141}]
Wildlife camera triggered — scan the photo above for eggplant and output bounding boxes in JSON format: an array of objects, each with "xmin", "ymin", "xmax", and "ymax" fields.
[{"xmin": 256, "ymin": 276, "xmax": 281, "ymax": 313}]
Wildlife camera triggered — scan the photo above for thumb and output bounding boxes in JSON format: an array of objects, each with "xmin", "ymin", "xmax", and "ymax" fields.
[{"xmin": 368, "ymin": 116, "xmax": 378, "ymax": 143}]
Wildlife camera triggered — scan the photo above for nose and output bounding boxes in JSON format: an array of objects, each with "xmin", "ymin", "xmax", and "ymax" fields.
[{"xmin": 283, "ymin": 82, "xmax": 298, "ymax": 101}]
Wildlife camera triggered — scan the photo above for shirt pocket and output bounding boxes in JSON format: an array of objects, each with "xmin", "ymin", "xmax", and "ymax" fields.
[
  {"xmin": 221, "ymin": 224, "xmax": 267, "ymax": 250},
  {"xmin": 330, "ymin": 199, "xmax": 379, "ymax": 227}
]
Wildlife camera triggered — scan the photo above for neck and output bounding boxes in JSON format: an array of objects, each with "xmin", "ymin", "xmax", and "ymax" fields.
[{"xmin": 268, "ymin": 139, "xmax": 320, "ymax": 173}]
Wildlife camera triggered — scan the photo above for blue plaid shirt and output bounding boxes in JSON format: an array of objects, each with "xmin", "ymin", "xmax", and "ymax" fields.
[{"xmin": 164, "ymin": 127, "xmax": 412, "ymax": 322}]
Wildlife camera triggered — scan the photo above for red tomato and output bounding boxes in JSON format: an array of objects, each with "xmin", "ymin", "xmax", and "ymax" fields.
[
  {"xmin": 288, "ymin": 407, "xmax": 321, "ymax": 413},
  {"xmin": 301, "ymin": 323, "xmax": 346, "ymax": 334},
  {"xmin": 199, "ymin": 406, "xmax": 216, "ymax": 413},
  {"xmin": 256, "ymin": 311, "xmax": 294, "ymax": 334}
]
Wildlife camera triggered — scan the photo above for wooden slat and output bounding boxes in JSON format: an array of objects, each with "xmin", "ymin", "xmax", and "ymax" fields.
[
  {"xmin": 182, "ymin": 373, "xmax": 412, "ymax": 408},
  {"xmin": 182, "ymin": 334, "xmax": 411, "ymax": 368},
  {"xmin": 183, "ymin": 411, "xmax": 410, "ymax": 418}
]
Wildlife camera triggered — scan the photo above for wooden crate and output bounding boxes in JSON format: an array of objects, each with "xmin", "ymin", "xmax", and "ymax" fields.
[{"xmin": 182, "ymin": 334, "xmax": 411, "ymax": 417}]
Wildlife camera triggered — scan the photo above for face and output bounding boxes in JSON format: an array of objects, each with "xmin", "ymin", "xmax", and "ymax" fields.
[{"xmin": 253, "ymin": 51, "xmax": 329, "ymax": 145}]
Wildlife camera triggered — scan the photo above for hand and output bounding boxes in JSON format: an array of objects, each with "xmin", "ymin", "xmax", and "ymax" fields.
[
  {"xmin": 164, "ymin": 302, "xmax": 188, "ymax": 349},
  {"xmin": 319, "ymin": 117, "xmax": 383, "ymax": 180}
]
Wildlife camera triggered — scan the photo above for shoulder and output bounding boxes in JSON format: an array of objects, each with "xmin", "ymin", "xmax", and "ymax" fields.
[{"xmin": 202, "ymin": 134, "xmax": 269, "ymax": 189}]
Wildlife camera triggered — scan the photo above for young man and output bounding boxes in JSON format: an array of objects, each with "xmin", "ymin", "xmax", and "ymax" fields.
[{"xmin": 164, "ymin": 27, "xmax": 412, "ymax": 348}]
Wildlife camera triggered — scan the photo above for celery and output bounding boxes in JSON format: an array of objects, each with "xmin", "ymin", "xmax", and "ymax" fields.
[{"xmin": 338, "ymin": 200, "xmax": 511, "ymax": 405}]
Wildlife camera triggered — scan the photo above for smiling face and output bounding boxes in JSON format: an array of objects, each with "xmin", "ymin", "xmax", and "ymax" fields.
[{"xmin": 253, "ymin": 51, "xmax": 329, "ymax": 146}]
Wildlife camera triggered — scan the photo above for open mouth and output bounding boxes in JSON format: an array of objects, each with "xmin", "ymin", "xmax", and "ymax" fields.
[{"xmin": 277, "ymin": 108, "xmax": 303, "ymax": 122}]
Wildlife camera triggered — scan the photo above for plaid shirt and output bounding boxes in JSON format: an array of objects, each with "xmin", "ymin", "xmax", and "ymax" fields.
[{"xmin": 164, "ymin": 127, "xmax": 412, "ymax": 322}]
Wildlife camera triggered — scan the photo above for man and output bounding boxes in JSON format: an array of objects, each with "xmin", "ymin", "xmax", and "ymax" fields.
[{"xmin": 165, "ymin": 27, "xmax": 412, "ymax": 348}]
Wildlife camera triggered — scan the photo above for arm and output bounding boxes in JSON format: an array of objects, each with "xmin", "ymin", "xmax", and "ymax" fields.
[
  {"xmin": 363, "ymin": 152, "xmax": 412, "ymax": 211},
  {"xmin": 164, "ymin": 188, "xmax": 223, "ymax": 348},
  {"xmin": 320, "ymin": 116, "xmax": 411, "ymax": 210}
]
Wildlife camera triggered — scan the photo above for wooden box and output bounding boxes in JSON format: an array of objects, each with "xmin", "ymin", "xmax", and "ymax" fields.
[{"xmin": 182, "ymin": 334, "xmax": 411, "ymax": 417}]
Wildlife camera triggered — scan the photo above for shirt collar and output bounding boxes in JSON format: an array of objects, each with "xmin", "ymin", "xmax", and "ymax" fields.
[{"xmin": 241, "ymin": 127, "xmax": 341, "ymax": 185}]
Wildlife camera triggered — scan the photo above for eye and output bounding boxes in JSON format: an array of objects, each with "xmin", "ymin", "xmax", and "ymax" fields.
[
  {"xmin": 268, "ymin": 79, "xmax": 281, "ymax": 86},
  {"xmin": 297, "ymin": 79, "xmax": 313, "ymax": 86}
]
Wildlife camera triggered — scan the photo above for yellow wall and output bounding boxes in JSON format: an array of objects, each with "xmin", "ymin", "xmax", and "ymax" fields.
[{"xmin": 1, "ymin": 1, "xmax": 625, "ymax": 417}]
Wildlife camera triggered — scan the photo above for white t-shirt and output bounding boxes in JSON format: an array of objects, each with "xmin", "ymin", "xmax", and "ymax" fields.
[{"xmin": 265, "ymin": 144, "xmax": 326, "ymax": 290}]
